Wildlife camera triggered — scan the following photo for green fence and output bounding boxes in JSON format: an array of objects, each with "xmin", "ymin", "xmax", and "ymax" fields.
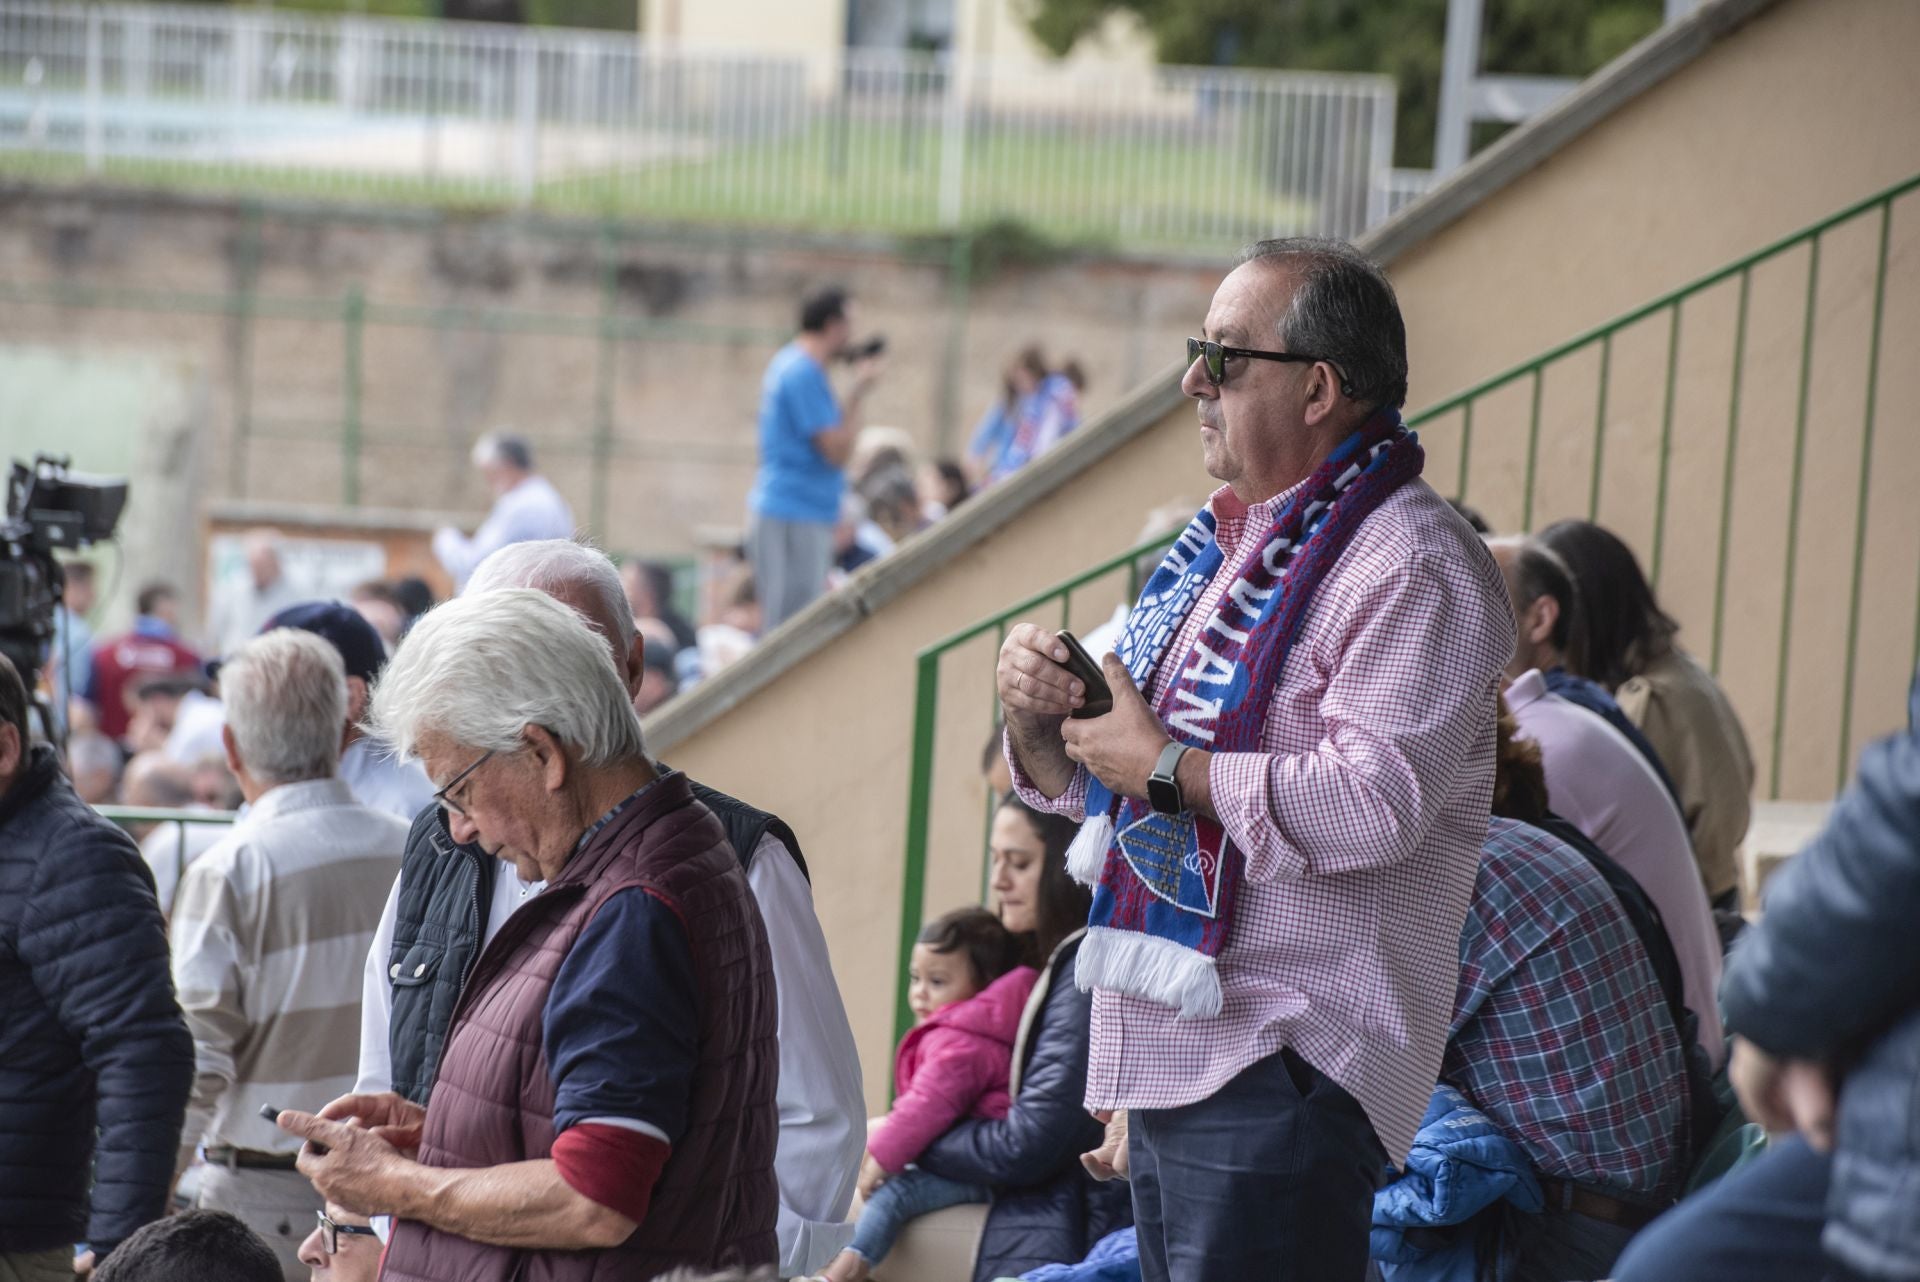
[
  {"xmin": 1409, "ymin": 171, "xmax": 1919, "ymax": 800},
  {"xmin": 892, "ymin": 170, "xmax": 1920, "ymax": 1043}
]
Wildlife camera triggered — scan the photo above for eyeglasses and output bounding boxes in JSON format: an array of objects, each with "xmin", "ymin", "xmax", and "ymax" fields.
[
  {"xmin": 316, "ymin": 1209, "xmax": 378, "ymax": 1256},
  {"xmin": 432, "ymin": 749, "xmax": 495, "ymax": 819},
  {"xmin": 1186, "ymin": 336, "xmax": 1341, "ymax": 387}
]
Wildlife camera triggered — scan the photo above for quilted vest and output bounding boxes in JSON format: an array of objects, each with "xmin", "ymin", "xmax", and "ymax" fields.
[
  {"xmin": 387, "ymin": 778, "xmax": 804, "ymax": 1106},
  {"xmin": 379, "ymin": 771, "xmax": 779, "ymax": 1282}
]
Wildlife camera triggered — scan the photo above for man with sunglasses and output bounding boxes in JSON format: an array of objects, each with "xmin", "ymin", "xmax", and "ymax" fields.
[{"xmin": 997, "ymin": 239, "xmax": 1514, "ymax": 1281}]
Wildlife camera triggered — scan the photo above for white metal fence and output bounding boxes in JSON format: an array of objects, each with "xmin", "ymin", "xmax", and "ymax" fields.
[{"xmin": 0, "ymin": 2, "xmax": 1407, "ymax": 249}]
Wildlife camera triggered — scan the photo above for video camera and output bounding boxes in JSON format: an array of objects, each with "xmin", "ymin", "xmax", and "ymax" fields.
[{"xmin": 1, "ymin": 455, "xmax": 129, "ymax": 714}]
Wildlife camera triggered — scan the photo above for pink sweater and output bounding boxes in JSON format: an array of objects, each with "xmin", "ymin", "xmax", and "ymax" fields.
[{"xmin": 867, "ymin": 965, "xmax": 1040, "ymax": 1174}]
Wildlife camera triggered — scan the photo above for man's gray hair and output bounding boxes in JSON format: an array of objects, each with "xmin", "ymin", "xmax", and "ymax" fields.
[
  {"xmin": 463, "ymin": 538, "xmax": 635, "ymax": 658},
  {"xmin": 222, "ymin": 628, "xmax": 347, "ymax": 785},
  {"xmin": 368, "ymin": 588, "xmax": 644, "ymax": 767},
  {"xmin": 1239, "ymin": 237, "xmax": 1409, "ymax": 410}
]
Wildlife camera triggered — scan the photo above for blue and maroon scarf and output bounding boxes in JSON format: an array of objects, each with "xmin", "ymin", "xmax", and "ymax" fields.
[{"xmin": 1067, "ymin": 410, "xmax": 1425, "ymax": 1016}]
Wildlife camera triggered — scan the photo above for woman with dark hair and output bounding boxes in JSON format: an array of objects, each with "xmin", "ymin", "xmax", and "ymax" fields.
[
  {"xmin": 909, "ymin": 795, "xmax": 1131, "ymax": 1282},
  {"xmin": 1536, "ymin": 519, "xmax": 1755, "ymax": 913}
]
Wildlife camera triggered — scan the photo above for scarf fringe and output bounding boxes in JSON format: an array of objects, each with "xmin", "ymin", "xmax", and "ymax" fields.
[
  {"xmin": 1074, "ymin": 925, "xmax": 1224, "ymax": 1018},
  {"xmin": 1066, "ymin": 813, "xmax": 1113, "ymax": 887}
]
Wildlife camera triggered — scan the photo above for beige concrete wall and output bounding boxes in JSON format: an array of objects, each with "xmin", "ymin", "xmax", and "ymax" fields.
[
  {"xmin": 646, "ymin": 0, "xmax": 1158, "ymax": 83},
  {"xmin": 645, "ymin": 0, "xmax": 843, "ymax": 58},
  {"xmin": 664, "ymin": 393, "xmax": 1203, "ymax": 1112},
  {"xmin": 1394, "ymin": 0, "xmax": 1920, "ymax": 412},
  {"xmin": 1385, "ymin": 0, "xmax": 1920, "ymax": 804}
]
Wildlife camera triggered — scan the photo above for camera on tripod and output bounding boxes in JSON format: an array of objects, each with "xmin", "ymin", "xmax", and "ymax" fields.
[{"xmin": 2, "ymin": 455, "xmax": 129, "ymax": 727}]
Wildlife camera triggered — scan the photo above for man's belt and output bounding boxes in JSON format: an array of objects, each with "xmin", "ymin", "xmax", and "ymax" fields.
[
  {"xmin": 203, "ymin": 1146, "xmax": 302, "ymax": 1171},
  {"xmin": 1535, "ymin": 1176, "xmax": 1665, "ymax": 1229}
]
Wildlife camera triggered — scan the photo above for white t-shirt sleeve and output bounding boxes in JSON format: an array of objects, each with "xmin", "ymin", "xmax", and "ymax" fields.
[
  {"xmin": 353, "ymin": 870, "xmax": 403, "ymax": 1096},
  {"xmin": 745, "ymin": 835, "xmax": 865, "ymax": 1270}
]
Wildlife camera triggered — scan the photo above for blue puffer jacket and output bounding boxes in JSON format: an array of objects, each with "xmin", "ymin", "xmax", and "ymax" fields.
[
  {"xmin": 1721, "ymin": 671, "xmax": 1920, "ymax": 1280},
  {"xmin": 1370, "ymin": 1085, "xmax": 1542, "ymax": 1282},
  {"xmin": 918, "ymin": 932, "xmax": 1134, "ymax": 1282},
  {"xmin": 0, "ymin": 745, "xmax": 194, "ymax": 1259}
]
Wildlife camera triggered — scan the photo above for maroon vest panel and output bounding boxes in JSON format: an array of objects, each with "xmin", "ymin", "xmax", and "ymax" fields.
[{"xmin": 381, "ymin": 772, "xmax": 779, "ymax": 1282}]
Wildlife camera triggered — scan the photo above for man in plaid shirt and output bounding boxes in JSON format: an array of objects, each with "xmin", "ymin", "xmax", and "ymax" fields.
[
  {"xmin": 1452, "ymin": 815, "xmax": 1692, "ymax": 1279},
  {"xmin": 998, "ymin": 240, "xmax": 1514, "ymax": 1280}
]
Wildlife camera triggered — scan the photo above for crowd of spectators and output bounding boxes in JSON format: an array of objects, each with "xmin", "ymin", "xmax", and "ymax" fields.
[{"xmin": 0, "ymin": 235, "xmax": 1912, "ymax": 1282}]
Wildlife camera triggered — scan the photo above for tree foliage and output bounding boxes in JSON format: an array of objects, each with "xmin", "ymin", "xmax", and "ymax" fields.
[{"xmin": 1019, "ymin": 0, "xmax": 1663, "ymax": 168}]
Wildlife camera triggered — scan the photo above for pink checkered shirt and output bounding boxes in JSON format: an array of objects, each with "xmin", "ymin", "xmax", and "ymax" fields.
[{"xmin": 1013, "ymin": 476, "xmax": 1515, "ymax": 1163}]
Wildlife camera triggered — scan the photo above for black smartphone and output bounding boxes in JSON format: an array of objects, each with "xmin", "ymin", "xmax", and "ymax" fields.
[
  {"xmin": 1055, "ymin": 631, "xmax": 1114, "ymax": 720},
  {"xmin": 260, "ymin": 1102, "xmax": 327, "ymax": 1155}
]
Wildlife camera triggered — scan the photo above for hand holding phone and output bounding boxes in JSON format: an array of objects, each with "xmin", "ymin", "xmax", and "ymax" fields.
[
  {"xmin": 261, "ymin": 1102, "xmax": 328, "ymax": 1155},
  {"xmin": 1055, "ymin": 631, "xmax": 1114, "ymax": 720}
]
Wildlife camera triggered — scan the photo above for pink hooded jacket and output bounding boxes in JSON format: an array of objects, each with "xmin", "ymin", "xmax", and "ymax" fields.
[{"xmin": 867, "ymin": 964, "xmax": 1041, "ymax": 1174}]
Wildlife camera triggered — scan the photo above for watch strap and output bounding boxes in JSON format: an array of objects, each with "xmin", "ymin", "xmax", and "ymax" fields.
[{"xmin": 1150, "ymin": 742, "xmax": 1190, "ymax": 814}]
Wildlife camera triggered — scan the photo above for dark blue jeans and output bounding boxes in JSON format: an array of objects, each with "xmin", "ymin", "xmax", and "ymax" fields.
[
  {"xmin": 1612, "ymin": 1136, "xmax": 1869, "ymax": 1282},
  {"xmin": 846, "ymin": 1168, "xmax": 989, "ymax": 1267},
  {"xmin": 1128, "ymin": 1048, "xmax": 1385, "ymax": 1282}
]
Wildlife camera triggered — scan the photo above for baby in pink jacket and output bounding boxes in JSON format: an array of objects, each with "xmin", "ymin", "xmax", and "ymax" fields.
[{"xmin": 817, "ymin": 907, "xmax": 1040, "ymax": 1282}]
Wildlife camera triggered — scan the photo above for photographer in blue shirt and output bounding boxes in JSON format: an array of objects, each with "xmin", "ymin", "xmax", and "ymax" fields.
[{"xmin": 748, "ymin": 288, "xmax": 884, "ymax": 631}]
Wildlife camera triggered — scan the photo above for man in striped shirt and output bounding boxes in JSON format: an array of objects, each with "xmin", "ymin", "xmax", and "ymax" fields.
[
  {"xmin": 1000, "ymin": 239, "xmax": 1514, "ymax": 1280},
  {"xmin": 170, "ymin": 629, "xmax": 406, "ymax": 1280}
]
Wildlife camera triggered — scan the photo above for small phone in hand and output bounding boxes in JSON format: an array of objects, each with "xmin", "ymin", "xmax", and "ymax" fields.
[
  {"xmin": 1055, "ymin": 631, "xmax": 1115, "ymax": 720},
  {"xmin": 260, "ymin": 1102, "xmax": 327, "ymax": 1155}
]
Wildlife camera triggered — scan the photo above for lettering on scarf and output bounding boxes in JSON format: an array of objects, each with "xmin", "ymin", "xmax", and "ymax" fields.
[
  {"xmin": 1166, "ymin": 688, "xmax": 1223, "ymax": 742},
  {"xmin": 1182, "ymin": 638, "xmax": 1237, "ymax": 686}
]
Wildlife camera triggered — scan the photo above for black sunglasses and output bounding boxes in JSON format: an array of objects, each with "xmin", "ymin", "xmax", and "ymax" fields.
[
  {"xmin": 316, "ymin": 1209, "xmax": 378, "ymax": 1255},
  {"xmin": 1186, "ymin": 336, "xmax": 1347, "ymax": 390}
]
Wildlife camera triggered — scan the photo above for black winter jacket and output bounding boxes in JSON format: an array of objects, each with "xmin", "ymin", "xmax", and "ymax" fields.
[
  {"xmin": 1720, "ymin": 673, "xmax": 1920, "ymax": 1279},
  {"xmin": 0, "ymin": 746, "xmax": 193, "ymax": 1258},
  {"xmin": 917, "ymin": 932, "xmax": 1133, "ymax": 1282}
]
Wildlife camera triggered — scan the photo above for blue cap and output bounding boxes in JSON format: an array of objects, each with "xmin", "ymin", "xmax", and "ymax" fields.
[{"xmin": 259, "ymin": 600, "xmax": 389, "ymax": 682}]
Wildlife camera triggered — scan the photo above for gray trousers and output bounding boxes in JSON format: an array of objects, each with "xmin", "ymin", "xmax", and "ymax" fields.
[
  {"xmin": 197, "ymin": 1164, "xmax": 322, "ymax": 1282},
  {"xmin": 748, "ymin": 515, "xmax": 835, "ymax": 632}
]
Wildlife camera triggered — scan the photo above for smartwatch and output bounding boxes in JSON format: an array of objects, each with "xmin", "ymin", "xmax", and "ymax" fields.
[{"xmin": 1148, "ymin": 742, "xmax": 1190, "ymax": 815}]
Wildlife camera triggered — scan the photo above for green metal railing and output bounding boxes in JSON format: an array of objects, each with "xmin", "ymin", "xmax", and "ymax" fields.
[
  {"xmin": 893, "ymin": 170, "xmax": 1920, "ymax": 1042},
  {"xmin": 1405, "ymin": 170, "xmax": 1917, "ymax": 799}
]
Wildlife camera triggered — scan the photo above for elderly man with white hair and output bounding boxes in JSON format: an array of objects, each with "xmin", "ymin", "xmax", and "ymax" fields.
[
  {"xmin": 169, "ymin": 629, "xmax": 407, "ymax": 1280},
  {"xmin": 431, "ymin": 433, "xmax": 576, "ymax": 589},
  {"xmin": 282, "ymin": 589, "xmax": 780, "ymax": 1280},
  {"xmin": 352, "ymin": 538, "xmax": 866, "ymax": 1276}
]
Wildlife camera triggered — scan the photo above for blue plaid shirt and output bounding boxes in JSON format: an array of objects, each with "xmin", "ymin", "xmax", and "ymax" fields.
[{"xmin": 1444, "ymin": 817, "xmax": 1690, "ymax": 1198}]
